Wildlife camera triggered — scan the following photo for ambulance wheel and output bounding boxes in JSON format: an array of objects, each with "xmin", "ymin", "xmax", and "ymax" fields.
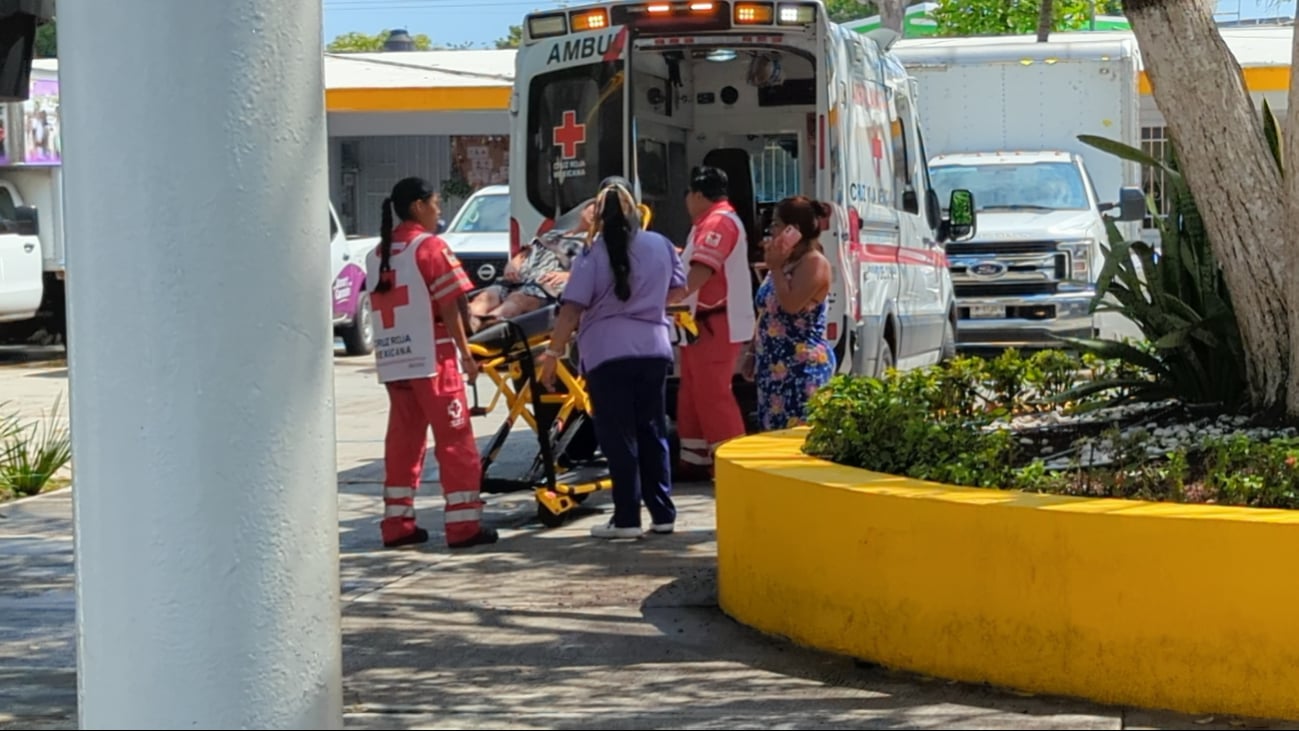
[
  {"xmin": 940, "ymin": 317, "xmax": 957, "ymax": 362},
  {"xmin": 537, "ymin": 501, "xmax": 567, "ymax": 528}
]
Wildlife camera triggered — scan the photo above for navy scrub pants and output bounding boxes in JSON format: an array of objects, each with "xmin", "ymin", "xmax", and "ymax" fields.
[{"xmin": 584, "ymin": 356, "xmax": 677, "ymax": 529}]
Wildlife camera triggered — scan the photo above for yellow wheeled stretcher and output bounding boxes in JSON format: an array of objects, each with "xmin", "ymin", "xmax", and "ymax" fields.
[
  {"xmin": 467, "ymin": 303, "xmax": 611, "ymax": 527},
  {"xmin": 464, "ymin": 204, "xmax": 689, "ymax": 527}
]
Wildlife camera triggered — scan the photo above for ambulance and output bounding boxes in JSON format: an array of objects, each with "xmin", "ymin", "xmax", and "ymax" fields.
[{"xmin": 506, "ymin": 0, "xmax": 976, "ymax": 424}]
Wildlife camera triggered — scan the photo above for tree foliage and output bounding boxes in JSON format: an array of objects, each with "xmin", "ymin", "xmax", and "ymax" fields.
[
  {"xmin": 931, "ymin": 0, "xmax": 1096, "ymax": 36},
  {"xmin": 34, "ymin": 20, "xmax": 54, "ymax": 58},
  {"xmin": 326, "ymin": 30, "xmax": 434, "ymax": 53},
  {"xmin": 822, "ymin": 0, "xmax": 925, "ymax": 25},
  {"xmin": 495, "ymin": 25, "xmax": 522, "ymax": 49}
]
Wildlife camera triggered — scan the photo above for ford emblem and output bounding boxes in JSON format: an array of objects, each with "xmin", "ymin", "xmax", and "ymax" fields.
[
  {"xmin": 971, "ymin": 261, "xmax": 1007, "ymax": 279},
  {"xmin": 477, "ymin": 263, "xmax": 497, "ymax": 281}
]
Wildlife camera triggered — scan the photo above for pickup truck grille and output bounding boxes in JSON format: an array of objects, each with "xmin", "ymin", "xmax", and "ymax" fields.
[
  {"xmin": 956, "ymin": 282, "xmax": 1059, "ymax": 298},
  {"xmin": 949, "ymin": 240, "xmax": 1072, "ymax": 292}
]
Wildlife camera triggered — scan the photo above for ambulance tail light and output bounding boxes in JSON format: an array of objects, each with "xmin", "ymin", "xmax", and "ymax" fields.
[
  {"xmin": 570, "ymin": 8, "xmax": 609, "ymax": 31},
  {"xmin": 510, "ymin": 217, "xmax": 522, "ymax": 257},
  {"xmin": 734, "ymin": 2, "xmax": 774, "ymax": 24},
  {"xmin": 527, "ymin": 12, "xmax": 568, "ymax": 39},
  {"xmin": 826, "ymin": 322, "xmax": 838, "ymax": 343},
  {"xmin": 776, "ymin": 2, "xmax": 816, "ymax": 25}
]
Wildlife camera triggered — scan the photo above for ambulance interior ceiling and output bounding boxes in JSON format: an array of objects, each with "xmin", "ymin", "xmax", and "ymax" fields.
[{"xmin": 632, "ymin": 44, "xmax": 817, "ymax": 248}]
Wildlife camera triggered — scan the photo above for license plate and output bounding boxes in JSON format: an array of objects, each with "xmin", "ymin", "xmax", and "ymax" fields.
[{"xmin": 969, "ymin": 304, "xmax": 1004, "ymax": 319}]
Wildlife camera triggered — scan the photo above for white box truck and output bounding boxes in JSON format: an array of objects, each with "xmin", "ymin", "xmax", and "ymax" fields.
[{"xmin": 892, "ymin": 33, "xmax": 1147, "ymax": 349}]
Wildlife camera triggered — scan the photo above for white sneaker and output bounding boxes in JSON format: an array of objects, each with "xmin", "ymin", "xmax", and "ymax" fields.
[
  {"xmin": 590, "ymin": 520, "xmax": 643, "ymax": 539},
  {"xmin": 651, "ymin": 522, "xmax": 674, "ymax": 534}
]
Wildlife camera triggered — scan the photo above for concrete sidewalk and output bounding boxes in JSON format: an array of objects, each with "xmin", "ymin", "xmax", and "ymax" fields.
[
  {"xmin": 0, "ymin": 354, "xmax": 1296, "ymax": 729},
  {"xmin": 4, "ymin": 483, "xmax": 1296, "ymax": 730}
]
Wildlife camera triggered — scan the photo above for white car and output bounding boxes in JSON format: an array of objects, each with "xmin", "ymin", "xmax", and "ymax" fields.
[{"xmin": 439, "ymin": 184, "xmax": 511, "ymax": 290}]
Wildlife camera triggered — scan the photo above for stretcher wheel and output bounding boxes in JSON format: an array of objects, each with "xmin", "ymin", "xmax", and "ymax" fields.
[{"xmin": 537, "ymin": 501, "xmax": 568, "ymax": 528}]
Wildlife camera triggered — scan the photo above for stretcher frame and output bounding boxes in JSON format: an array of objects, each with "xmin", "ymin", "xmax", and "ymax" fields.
[
  {"xmin": 463, "ymin": 203, "xmax": 667, "ymax": 527},
  {"xmin": 467, "ymin": 304, "xmax": 613, "ymax": 527}
]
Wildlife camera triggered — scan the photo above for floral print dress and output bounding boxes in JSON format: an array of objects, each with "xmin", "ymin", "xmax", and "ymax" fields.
[{"xmin": 753, "ymin": 265, "xmax": 837, "ymax": 431}]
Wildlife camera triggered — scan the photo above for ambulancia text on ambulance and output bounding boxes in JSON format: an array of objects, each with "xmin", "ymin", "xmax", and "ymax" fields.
[{"xmin": 507, "ymin": 0, "xmax": 976, "ymax": 422}]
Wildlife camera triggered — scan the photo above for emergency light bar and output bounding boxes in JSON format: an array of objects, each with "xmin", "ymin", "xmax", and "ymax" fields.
[
  {"xmin": 611, "ymin": 0, "xmax": 732, "ymax": 31},
  {"xmin": 526, "ymin": 0, "xmax": 816, "ymax": 40}
]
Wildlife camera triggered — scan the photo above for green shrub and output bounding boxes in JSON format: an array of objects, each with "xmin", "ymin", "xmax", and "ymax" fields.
[
  {"xmin": 800, "ymin": 347, "xmax": 1299, "ymax": 510},
  {"xmin": 0, "ymin": 394, "xmax": 71, "ymax": 498},
  {"xmin": 801, "ymin": 353, "xmax": 1067, "ymax": 489}
]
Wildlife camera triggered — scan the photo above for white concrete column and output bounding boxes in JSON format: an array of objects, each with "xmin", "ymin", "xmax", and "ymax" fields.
[{"xmin": 60, "ymin": 1, "xmax": 342, "ymax": 728}]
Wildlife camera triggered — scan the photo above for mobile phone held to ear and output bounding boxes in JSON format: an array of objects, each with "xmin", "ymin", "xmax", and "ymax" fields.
[{"xmin": 774, "ymin": 224, "xmax": 800, "ymax": 252}]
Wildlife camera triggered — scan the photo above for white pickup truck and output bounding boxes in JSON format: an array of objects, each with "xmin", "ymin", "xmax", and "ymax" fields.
[{"xmin": 894, "ymin": 33, "xmax": 1147, "ymax": 349}]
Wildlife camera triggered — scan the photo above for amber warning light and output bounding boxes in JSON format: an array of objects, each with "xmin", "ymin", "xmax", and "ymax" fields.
[
  {"xmin": 734, "ymin": 2, "xmax": 774, "ymax": 23},
  {"xmin": 571, "ymin": 8, "xmax": 609, "ymax": 30}
]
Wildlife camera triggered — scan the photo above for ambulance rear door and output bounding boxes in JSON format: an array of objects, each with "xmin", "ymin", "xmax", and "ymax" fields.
[{"xmin": 512, "ymin": 15, "xmax": 633, "ymax": 247}]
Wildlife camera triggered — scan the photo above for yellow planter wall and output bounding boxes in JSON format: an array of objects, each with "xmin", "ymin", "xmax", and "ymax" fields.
[{"xmin": 715, "ymin": 429, "xmax": 1299, "ymax": 722}]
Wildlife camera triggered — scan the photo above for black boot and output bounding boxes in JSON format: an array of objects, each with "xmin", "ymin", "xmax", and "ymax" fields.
[{"xmin": 449, "ymin": 526, "xmax": 499, "ymax": 549}]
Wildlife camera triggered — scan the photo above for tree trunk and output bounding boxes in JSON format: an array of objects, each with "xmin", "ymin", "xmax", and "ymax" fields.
[
  {"xmin": 875, "ymin": 0, "xmax": 906, "ymax": 32},
  {"xmin": 1124, "ymin": 0, "xmax": 1290, "ymax": 414},
  {"xmin": 1286, "ymin": 14, "xmax": 1299, "ymax": 417},
  {"xmin": 1036, "ymin": 0, "xmax": 1054, "ymax": 42}
]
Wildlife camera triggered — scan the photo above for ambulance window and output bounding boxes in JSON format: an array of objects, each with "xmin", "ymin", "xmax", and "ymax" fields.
[
  {"xmin": 526, "ymin": 60, "xmax": 626, "ymax": 220},
  {"xmin": 890, "ymin": 102, "xmax": 913, "ymax": 206}
]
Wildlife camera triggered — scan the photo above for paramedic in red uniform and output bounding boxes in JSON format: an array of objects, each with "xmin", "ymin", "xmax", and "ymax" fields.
[
  {"xmin": 673, "ymin": 166, "xmax": 755, "ymax": 478},
  {"xmin": 365, "ymin": 176, "xmax": 499, "ymax": 549}
]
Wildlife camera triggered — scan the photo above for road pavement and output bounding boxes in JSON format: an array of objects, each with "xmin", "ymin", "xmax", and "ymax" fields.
[{"xmin": 0, "ymin": 346, "xmax": 1294, "ymax": 730}]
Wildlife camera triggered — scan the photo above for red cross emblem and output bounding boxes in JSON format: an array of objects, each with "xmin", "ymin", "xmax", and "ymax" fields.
[
  {"xmin": 553, "ymin": 110, "xmax": 587, "ymax": 160},
  {"xmin": 373, "ymin": 284, "xmax": 409, "ymax": 329}
]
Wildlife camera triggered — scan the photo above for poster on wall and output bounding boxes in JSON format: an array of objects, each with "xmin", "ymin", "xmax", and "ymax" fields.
[
  {"xmin": 451, "ymin": 135, "xmax": 509, "ymax": 190},
  {"xmin": 24, "ymin": 77, "xmax": 60, "ymax": 165}
]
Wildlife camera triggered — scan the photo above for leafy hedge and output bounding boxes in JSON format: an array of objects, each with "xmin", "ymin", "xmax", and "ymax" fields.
[{"xmin": 801, "ymin": 350, "xmax": 1299, "ymax": 509}]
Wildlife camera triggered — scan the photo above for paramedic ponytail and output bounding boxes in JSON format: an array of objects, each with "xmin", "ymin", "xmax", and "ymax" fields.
[
  {"xmin": 374, "ymin": 196, "xmax": 396, "ymax": 293},
  {"xmin": 600, "ymin": 188, "xmax": 633, "ymax": 301}
]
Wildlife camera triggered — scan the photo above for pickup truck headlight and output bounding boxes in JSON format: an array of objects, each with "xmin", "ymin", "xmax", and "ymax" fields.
[{"xmin": 1058, "ymin": 240, "xmax": 1093, "ymax": 283}]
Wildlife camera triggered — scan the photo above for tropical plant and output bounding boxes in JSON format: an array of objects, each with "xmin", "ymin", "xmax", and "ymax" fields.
[
  {"xmin": 1053, "ymin": 105, "xmax": 1280, "ymax": 413},
  {"xmin": 0, "ymin": 394, "xmax": 72, "ymax": 498}
]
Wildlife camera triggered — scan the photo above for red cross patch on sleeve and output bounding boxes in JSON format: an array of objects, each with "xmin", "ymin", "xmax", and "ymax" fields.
[
  {"xmin": 443, "ymin": 248, "xmax": 462, "ymax": 268},
  {"xmin": 702, "ymin": 230, "xmax": 723, "ymax": 248}
]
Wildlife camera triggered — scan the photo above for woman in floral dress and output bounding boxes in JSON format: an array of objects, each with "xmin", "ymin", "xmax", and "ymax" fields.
[{"xmin": 742, "ymin": 195, "xmax": 836, "ymax": 431}]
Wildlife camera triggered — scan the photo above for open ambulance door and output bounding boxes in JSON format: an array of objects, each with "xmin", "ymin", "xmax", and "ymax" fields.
[{"xmin": 516, "ymin": 20, "xmax": 633, "ymax": 249}]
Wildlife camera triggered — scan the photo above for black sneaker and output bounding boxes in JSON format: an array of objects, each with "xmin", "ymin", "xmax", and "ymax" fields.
[
  {"xmin": 449, "ymin": 527, "xmax": 500, "ymax": 549},
  {"xmin": 383, "ymin": 528, "xmax": 430, "ymax": 548}
]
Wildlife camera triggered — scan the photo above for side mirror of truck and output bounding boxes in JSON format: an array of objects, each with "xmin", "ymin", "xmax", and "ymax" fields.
[
  {"xmin": 14, "ymin": 205, "xmax": 37, "ymax": 237},
  {"xmin": 939, "ymin": 189, "xmax": 976, "ymax": 242},
  {"xmin": 1114, "ymin": 186, "xmax": 1146, "ymax": 222}
]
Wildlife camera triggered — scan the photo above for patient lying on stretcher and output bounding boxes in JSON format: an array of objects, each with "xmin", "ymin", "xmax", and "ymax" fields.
[{"xmin": 467, "ymin": 199, "xmax": 595, "ymax": 333}]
